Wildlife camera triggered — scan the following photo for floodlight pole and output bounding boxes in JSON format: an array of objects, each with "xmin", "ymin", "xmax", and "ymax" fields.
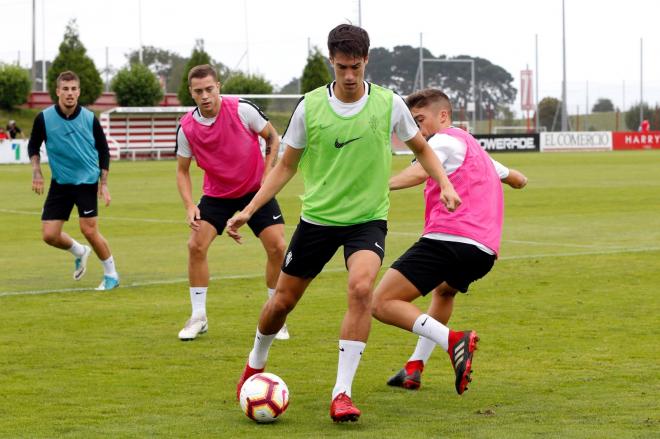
[
  {"xmin": 419, "ymin": 33, "xmax": 424, "ymax": 90},
  {"xmin": 561, "ymin": 0, "xmax": 568, "ymax": 131},
  {"xmin": 31, "ymin": 0, "xmax": 36, "ymax": 89},
  {"xmin": 138, "ymin": 0, "xmax": 143, "ymax": 63},
  {"xmin": 41, "ymin": 0, "xmax": 46, "ymax": 91},
  {"xmin": 535, "ymin": 34, "xmax": 539, "ymax": 132},
  {"xmin": 358, "ymin": 0, "xmax": 362, "ymax": 27},
  {"xmin": 640, "ymin": 37, "xmax": 643, "ymax": 125}
]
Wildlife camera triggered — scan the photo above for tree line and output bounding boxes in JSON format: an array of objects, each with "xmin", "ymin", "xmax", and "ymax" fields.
[{"xmin": 0, "ymin": 20, "xmax": 655, "ymax": 131}]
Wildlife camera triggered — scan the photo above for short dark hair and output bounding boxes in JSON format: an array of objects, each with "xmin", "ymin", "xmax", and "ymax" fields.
[
  {"xmin": 406, "ymin": 88, "xmax": 453, "ymax": 118},
  {"xmin": 56, "ymin": 71, "xmax": 80, "ymax": 86},
  {"xmin": 327, "ymin": 24, "xmax": 370, "ymax": 59},
  {"xmin": 188, "ymin": 64, "xmax": 218, "ymax": 86}
]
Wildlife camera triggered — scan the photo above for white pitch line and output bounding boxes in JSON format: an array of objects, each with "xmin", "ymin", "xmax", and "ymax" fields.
[{"xmin": 1, "ymin": 247, "xmax": 659, "ymax": 299}]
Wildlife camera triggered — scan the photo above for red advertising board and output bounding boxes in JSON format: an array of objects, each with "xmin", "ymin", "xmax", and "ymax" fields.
[{"xmin": 612, "ymin": 131, "xmax": 660, "ymax": 150}]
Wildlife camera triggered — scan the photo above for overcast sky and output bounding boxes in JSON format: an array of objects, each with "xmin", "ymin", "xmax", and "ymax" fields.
[{"xmin": 2, "ymin": 0, "xmax": 659, "ymax": 115}]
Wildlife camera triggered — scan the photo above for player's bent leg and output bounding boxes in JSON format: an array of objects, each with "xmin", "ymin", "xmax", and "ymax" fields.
[
  {"xmin": 257, "ymin": 224, "xmax": 289, "ymax": 340},
  {"xmin": 238, "ymin": 273, "xmax": 310, "ymax": 398},
  {"xmin": 371, "ymin": 268, "xmax": 424, "ymax": 330},
  {"xmin": 41, "ymin": 220, "xmax": 71, "ymax": 249},
  {"xmin": 79, "ymin": 217, "xmax": 120, "ymax": 291},
  {"xmin": 180, "ymin": 221, "xmax": 217, "ymax": 340},
  {"xmin": 388, "ymin": 283, "xmax": 458, "ymax": 389}
]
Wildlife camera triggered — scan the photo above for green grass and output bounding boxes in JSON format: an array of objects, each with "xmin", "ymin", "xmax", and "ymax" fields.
[{"xmin": 1, "ymin": 152, "xmax": 659, "ymax": 438}]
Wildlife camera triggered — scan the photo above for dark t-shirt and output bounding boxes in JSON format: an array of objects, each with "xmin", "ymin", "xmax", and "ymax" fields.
[{"xmin": 7, "ymin": 125, "xmax": 22, "ymax": 139}]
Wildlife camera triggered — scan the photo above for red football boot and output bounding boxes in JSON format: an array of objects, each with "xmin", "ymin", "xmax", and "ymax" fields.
[
  {"xmin": 330, "ymin": 392, "xmax": 361, "ymax": 422},
  {"xmin": 236, "ymin": 362, "xmax": 264, "ymax": 400},
  {"xmin": 447, "ymin": 330, "xmax": 479, "ymax": 395}
]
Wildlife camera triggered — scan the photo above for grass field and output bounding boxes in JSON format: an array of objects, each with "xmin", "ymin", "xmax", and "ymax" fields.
[{"xmin": 1, "ymin": 151, "xmax": 659, "ymax": 438}]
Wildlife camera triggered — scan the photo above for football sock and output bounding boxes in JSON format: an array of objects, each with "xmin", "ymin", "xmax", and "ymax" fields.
[
  {"xmin": 190, "ymin": 287, "xmax": 207, "ymax": 318},
  {"xmin": 267, "ymin": 287, "xmax": 276, "ymax": 299},
  {"xmin": 68, "ymin": 240, "xmax": 86, "ymax": 257},
  {"xmin": 409, "ymin": 336, "xmax": 437, "ymax": 364},
  {"xmin": 101, "ymin": 256, "xmax": 118, "ymax": 277},
  {"xmin": 332, "ymin": 339, "xmax": 366, "ymax": 399},
  {"xmin": 412, "ymin": 313, "xmax": 449, "ymax": 352},
  {"xmin": 248, "ymin": 328, "xmax": 276, "ymax": 369}
]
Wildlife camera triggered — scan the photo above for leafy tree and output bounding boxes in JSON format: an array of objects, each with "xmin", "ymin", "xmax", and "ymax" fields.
[
  {"xmin": 592, "ymin": 98, "xmax": 614, "ymax": 113},
  {"xmin": 222, "ymin": 72, "xmax": 273, "ymax": 112},
  {"xmin": 301, "ymin": 49, "xmax": 332, "ymax": 93},
  {"xmin": 47, "ymin": 20, "xmax": 103, "ymax": 106},
  {"xmin": 111, "ymin": 63, "xmax": 164, "ymax": 107},
  {"xmin": 625, "ymin": 103, "xmax": 656, "ymax": 130},
  {"xmin": 538, "ymin": 97, "xmax": 563, "ymax": 131},
  {"xmin": 177, "ymin": 40, "xmax": 215, "ymax": 106},
  {"xmin": 126, "ymin": 46, "xmax": 186, "ymax": 93},
  {"xmin": 0, "ymin": 64, "xmax": 31, "ymax": 110},
  {"xmin": 366, "ymin": 46, "xmax": 516, "ymax": 116}
]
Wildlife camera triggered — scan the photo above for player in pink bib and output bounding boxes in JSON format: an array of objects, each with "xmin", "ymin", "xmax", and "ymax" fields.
[
  {"xmin": 372, "ymin": 89, "xmax": 527, "ymax": 396},
  {"xmin": 175, "ymin": 64, "xmax": 288, "ymax": 342}
]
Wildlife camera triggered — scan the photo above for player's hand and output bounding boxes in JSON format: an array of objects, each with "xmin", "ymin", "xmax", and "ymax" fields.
[
  {"xmin": 32, "ymin": 171, "xmax": 44, "ymax": 195},
  {"xmin": 99, "ymin": 183, "xmax": 111, "ymax": 206},
  {"xmin": 441, "ymin": 184, "xmax": 461, "ymax": 212},
  {"xmin": 187, "ymin": 205, "xmax": 201, "ymax": 231},
  {"xmin": 226, "ymin": 212, "xmax": 250, "ymax": 244}
]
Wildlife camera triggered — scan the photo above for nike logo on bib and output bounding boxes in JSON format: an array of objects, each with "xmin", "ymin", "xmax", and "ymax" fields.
[{"xmin": 334, "ymin": 137, "xmax": 361, "ymax": 149}]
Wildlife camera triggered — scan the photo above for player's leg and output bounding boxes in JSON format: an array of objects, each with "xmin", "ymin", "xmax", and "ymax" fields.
[
  {"xmin": 41, "ymin": 180, "xmax": 90, "ymax": 280},
  {"xmin": 179, "ymin": 219, "xmax": 217, "ymax": 340},
  {"xmin": 74, "ymin": 183, "xmax": 118, "ymax": 290},
  {"xmin": 238, "ymin": 220, "xmax": 336, "ymax": 398},
  {"xmin": 330, "ymin": 220, "xmax": 386, "ymax": 423},
  {"xmin": 373, "ymin": 239, "xmax": 490, "ymax": 395},
  {"xmin": 387, "ymin": 282, "xmax": 458, "ymax": 389},
  {"xmin": 247, "ymin": 196, "xmax": 288, "ymax": 339}
]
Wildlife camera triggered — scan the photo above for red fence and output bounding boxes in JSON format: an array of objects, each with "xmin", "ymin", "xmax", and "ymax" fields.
[{"xmin": 24, "ymin": 91, "xmax": 181, "ymax": 110}]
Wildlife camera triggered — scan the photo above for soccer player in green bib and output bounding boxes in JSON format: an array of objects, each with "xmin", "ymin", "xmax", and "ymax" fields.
[{"xmin": 228, "ymin": 24, "xmax": 460, "ymax": 422}]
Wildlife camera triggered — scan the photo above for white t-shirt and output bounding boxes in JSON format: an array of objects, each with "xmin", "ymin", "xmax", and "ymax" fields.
[
  {"xmin": 176, "ymin": 99, "xmax": 269, "ymax": 158},
  {"xmin": 422, "ymin": 128, "xmax": 509, "ymax": 255},
  {"xmin": 281, "ymin": 81, "xmax": 419, "ymax": 149}
]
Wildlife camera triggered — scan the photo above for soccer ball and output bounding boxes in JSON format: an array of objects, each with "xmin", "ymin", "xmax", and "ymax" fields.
[{"xmin": 239, "ymin": 372, "xmax": 290, "ymax": 423}]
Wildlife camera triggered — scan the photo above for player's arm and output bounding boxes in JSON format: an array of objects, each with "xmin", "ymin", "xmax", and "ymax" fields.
[
  {"xmin": 27, "ymin": 113, "xmax": 46, "ymax": 195},
  {"xmin": 93, "ymin": 118, "xmax": 112, "ymax": 206},
  {"xmin": 405, "ymin": 133, "xmax": 460, "ymax": 211},
  {"xmin": 502, "ymin": 168, "xmax": 528, "ymax": 189},
  {"xmin": 259, "ymin": 122, "xmax": 281, "ymax": 182},
  {"xmin": 490, "ymin": 157, "xmax": 528, "ymax": 189},
  {"xmin": 175, "ymin": 128, "xmax": 201, "ymax": 231},
  {"xmin": 227, "ymin": 145, "xmax": 303, "ymax": 243},
  {"xmin": 389, "ymin": 161, "xmax": 427, "ymax": 190}
]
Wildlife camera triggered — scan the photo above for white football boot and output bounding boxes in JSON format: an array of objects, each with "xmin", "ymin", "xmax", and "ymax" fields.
[
  {"xmin": 275, "ymin": 323, "xmax": 290, "ymax": 340},
  {"xmin": 178, "ymin": 316, "xmax": 208, "ymax": 341},
  {"xmin": 73, "ymin": 245, "xmax": 92, "ymax": 281}
]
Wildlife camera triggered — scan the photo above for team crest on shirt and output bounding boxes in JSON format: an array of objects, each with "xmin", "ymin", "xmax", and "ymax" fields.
[{"xmin": 369, "ymin": 115, "xmax": 380, "ymax": 134}]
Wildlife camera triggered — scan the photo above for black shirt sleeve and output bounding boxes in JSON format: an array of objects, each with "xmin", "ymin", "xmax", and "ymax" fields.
[
  {"xmin": 93, "ymin": 117, "xmax": 110, "ymax": 171},
  {"xmin": 27, "ymin": 113, "xmax": 46, "ymax": 158}
]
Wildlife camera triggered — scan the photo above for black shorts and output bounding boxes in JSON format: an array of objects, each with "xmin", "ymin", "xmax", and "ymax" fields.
[
  {"xmin": 198, "ymin": 192, "xmax": 284, "ymax": 236},
  {"xmin": 390, "ymin": 238, "xmax": 496, "ymax": 295},
  {"xmin": 282, "ymin": 219, "xmax": 387, "ymax": 279},
  {"xmin": 41, "ymin": 180, "xmax": 98, "ymax": 221}
]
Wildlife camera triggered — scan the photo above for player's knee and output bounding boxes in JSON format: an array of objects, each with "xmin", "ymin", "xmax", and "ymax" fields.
[
  {"xmin": 348, "ymin": 281, "xmax": 373, "ymax": 307},
  {"xmin": 370, "ymin": 294, "xmax": 387, "ymax": 320},
  {"xmin": 268, "ymin": 292, "xmax": 296, "ymax": 316},
  {"xmin": 265, "ymin": 239, "xmax": 286, "ymax": 260},
  {"xmin": 80, "ymin": 224, "xmax": 97, "ymax": 240},
  {"xmin": 187, "ymin": 238, "xmax": 208, "ymax": 258},
  {"xmin": 42, "ymin": 230, "xmax": 59, "ymax": 246}
]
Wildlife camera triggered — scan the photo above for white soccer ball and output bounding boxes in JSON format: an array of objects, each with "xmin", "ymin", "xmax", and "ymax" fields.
[{"xmin": 239, "ymin": 372, "xmax": 290, "ymax": 423}]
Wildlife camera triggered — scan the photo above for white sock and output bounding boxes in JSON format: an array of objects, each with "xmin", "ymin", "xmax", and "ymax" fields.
[
  {"xmin": 332, "ymin": 340, "xmax": 366, "ymax": 399},
  {"xmin": 409, "ymin": 336, "xmax": 437, "ymax": 364},
  {"xmin": 412, "ymin": 314, "xmax": 450, "ymax": 351},
  {"xmin": 101, "ymin": 256, "xmax": 118, "ymax": 277},
  {"xmin": 267, "ymin": 287, "xmax": 276, "ymax": 299},
  {"xmin": 190, "ymin": 287, "xmax": 207, "ymax": 318},
  {"xmin": 248, "ymin": 328, "xmax": 277, "ymax": 369},
  {"xmin": 68, "ymin": 240, "xmax": 86, "ymax": 257}
]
